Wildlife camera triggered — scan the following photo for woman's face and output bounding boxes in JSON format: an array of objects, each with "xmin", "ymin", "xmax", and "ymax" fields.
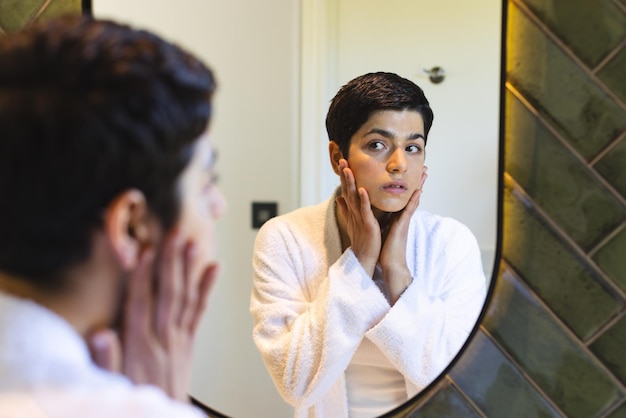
[
  {"xmin": 344, "ymin": 109, "xmax": 426, "ymax": 215},
  {"xmin": 175, "ymin": 133, "xmax": 226, "ymax": 273}
]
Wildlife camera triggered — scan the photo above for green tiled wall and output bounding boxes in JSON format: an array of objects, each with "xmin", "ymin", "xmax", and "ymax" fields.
[
  {"xmin": 389, "ymin": 0, "xmax": 626, "ymax": 416},
  {"xmin": 0, "ymin": 0, "xmax": 83, "ymax": 34}
]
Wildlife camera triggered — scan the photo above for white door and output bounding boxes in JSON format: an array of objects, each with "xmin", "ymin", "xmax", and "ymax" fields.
[{"xmin": 301, "ymin": 0, "xmax": 502, "ymax": 279}]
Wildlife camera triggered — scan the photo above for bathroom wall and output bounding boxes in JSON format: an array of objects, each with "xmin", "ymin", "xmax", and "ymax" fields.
[
  {"xmin": 91, "ymin": 2, "xmax": 300, "ymax": 417},
  {"xmin": 391, "ymin": 0, "xmax": 626, "ymax": 416},
  {"xmin": 0, "ymin": 0, "xmax": 81, "ymax": 33}
]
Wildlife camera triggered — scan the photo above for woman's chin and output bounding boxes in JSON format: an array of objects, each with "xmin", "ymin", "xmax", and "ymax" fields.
[{"xmin": 371, "ymin": 200, "xmax": 408, "ymax": 215}]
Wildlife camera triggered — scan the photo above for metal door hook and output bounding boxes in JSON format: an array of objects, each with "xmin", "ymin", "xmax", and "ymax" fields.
[{"xmin": 423, "ymin": 66, "xmax": 445, "ymax": 84}]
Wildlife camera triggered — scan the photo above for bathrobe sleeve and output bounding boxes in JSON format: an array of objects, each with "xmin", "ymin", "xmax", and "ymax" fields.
[
  {"xmin": 365, "ymin": 215, "xmax": 487, "ymax": 392},
  {"xmin": 250, "ymin": 212, "xmax": 392, "ymax": 409}
]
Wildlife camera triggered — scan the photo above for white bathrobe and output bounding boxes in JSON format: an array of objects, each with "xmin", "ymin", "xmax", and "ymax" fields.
[
  {"xmin": 0, "ymin": 291, "xmax": 205, "ymax": 418},
  {"xmin": 250, "ymin": 193, "xmax": 487, "ymax": 418}
]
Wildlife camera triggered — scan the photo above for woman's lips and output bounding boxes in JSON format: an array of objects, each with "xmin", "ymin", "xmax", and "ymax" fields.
[{"xmin": 382, "ymin": 182, "xmax": 408, "ymax": 194}]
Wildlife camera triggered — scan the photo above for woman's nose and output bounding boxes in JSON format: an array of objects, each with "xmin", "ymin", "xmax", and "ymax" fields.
[
  {"xmin": 387, "ymin": 149, "xmax": 407, "ymax": 173},
  {"xmin": 210, "ymin": 186, "xmax": 227, "ymax": 219}
]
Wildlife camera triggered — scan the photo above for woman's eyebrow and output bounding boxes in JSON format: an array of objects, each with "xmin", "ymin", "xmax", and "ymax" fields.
[
  {"xmin": 366, "ymin": 128, "xmax": 394, "ymax": 138},
  {"xmin": 408, "ymin": 133, "xmax": 425, "ymax": 141},
  {"xmin": 365, "ymin": 128, "xmax": 425, "ymax": 141}
]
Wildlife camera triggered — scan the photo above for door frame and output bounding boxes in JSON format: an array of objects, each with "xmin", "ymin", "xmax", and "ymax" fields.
[{"xmin": 299, "ymin": 0, "xmax": 337, "ymax": 207}]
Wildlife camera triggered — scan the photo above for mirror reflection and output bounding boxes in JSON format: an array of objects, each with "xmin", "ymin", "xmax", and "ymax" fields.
[
  {"xmin": 93, "ymin": 1, "xmax": 501, "ymax": 417},
  {"xmin": 251, "ymin": 71, "xmax": 488, "ymax": 418},
  {"xmin": 319, "ymin": 0, "xmax": 502, "ymax": 280}
]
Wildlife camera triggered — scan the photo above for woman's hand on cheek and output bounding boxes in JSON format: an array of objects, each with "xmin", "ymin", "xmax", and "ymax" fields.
[
  {"xmin": 379, "ymin": 169, "xmax": 426, "ymax": 304},
  {"xmin": 336, "ymin": 158, "xmax": 380, "ymax": 276},
  {"xmin": 152, "ymin": 233, "xmax": 218, "ymax": 402},
  {"xmin": 88, "ymin": 232, "xmax": 218, "ymax": 402}
]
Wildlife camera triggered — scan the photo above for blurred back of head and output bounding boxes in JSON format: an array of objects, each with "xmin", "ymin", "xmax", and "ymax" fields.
[{"xmin": 0, "ymin": 15, "xmax": 216, "ymax": 286}]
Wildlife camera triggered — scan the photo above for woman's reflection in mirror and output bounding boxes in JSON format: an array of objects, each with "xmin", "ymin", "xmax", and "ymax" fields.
[{"xmin": 251, "ymin": 72, "xmax": 487, "ymax": 418}]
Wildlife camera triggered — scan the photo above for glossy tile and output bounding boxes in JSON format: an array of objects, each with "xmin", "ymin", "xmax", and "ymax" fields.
[
  {"xmin": 521, "ymin": 0, "xmax": 626, "ymax": 68},
  {"xmin": 503, "ymin": 177, "xmax": 624, "ymax": 341},
  {"xmin": 598, "ymin": 46, "xmax": 626, "ymax": 106},
  {"xmin": 484, "ymin": 267, "xmax": 623, "ymax": 417},
  {"xmin": 590, "ymin": 314, "xmax": 626, "ymax": 388},
  {"xmin": 593, "ymin": 227, "xmax": 626, "ymax": 292},
  {"xmin": 0, "ymin": 0, "xmax": 45, "ymax": 33},
  {"xmin": 607, "ymin": 402, "xmax": 626, "ymax": 418},
  {"xmin": 505, "ymin": 90, "xmax": 626, "ymax": 252},
  {"xmin": 402, "ymin": 384, "xmax": 481, "ymax": 418},
  {"xmin": 507, "ymin": 1, "xmax": 626, "ymax": 160},
  {"xmin": 450, "ymin": 329, "xmax": 561, "ymax": 417},
  {"xmin": 596, "ymin": 138, "xmax": 626, "ymax": 200},
  {"xmin": 38, "ymin": 0, "xmax": 83, "ymax": 20}
]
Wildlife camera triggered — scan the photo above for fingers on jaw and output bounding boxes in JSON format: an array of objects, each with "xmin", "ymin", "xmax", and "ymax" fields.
[
  {"xmin": 188, "ymin": 264, "xmax": 219, "ymax": 334},
  {"xmin": 156, "ymin": 233, "xmax": 186, "ymax": 343},
  {"xmin": 177, "ymin": 241, "xmax": 201, "ymax": 330},
  {"xmin": 125, "ymin": 249, "xmax": 155, "ymax": 333}
]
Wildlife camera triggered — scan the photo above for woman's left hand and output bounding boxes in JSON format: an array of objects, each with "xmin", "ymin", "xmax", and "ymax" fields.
[{"xmin": 379, "ymin": 167, "xmax": 427, "ymax": 304}]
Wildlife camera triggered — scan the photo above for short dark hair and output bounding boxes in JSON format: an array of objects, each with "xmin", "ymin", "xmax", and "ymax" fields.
[
  {"xmin": 0, "ymin": 16, "xmax": 216, "ymax": 285},
  {"xmin": 325, "ymin": 72, "xmax": 434, "ymax": 157}
]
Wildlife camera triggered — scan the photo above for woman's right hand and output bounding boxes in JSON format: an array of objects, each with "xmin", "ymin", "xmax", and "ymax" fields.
[
  {"xmin": 335, "ymin": 159, "xmax": 380, "ymax": 277},
  {"xmin": 88, "ymin": 232, "xmax": 218, "ymax": 402}
]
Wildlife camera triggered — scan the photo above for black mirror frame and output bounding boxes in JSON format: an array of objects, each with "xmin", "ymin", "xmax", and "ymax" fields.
[{"xmin": 377, "ymin": 0, "xmax": 508, "ymax": 416}]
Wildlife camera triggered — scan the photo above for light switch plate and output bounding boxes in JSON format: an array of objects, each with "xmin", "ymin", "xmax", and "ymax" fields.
[{"xmin": 252, "ymin": 202, "xmax": 278, "ymax": 229}]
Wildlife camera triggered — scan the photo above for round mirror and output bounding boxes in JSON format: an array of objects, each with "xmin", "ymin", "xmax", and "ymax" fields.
[{"xmin": 92, "ymin": 1, "xmax": 501, "ymax": 416}]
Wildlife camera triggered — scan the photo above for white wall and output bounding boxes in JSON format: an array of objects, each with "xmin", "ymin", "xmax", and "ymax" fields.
[
  {"xmin": 93, "ymin": 2, "xmax": 299, "ymax": 417},
  {"xmin": 302, "ymin": 0, "xmax": 501, "ymax": 281}
]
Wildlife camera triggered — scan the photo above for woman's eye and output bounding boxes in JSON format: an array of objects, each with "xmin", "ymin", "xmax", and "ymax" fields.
[
  {"xmin": 406, "ymin": 144, "xmax": 422, "ymax": 153},
  {"xmin": 203, "ymin": 172, "xmax": 218, "ymax": 191},
  {"xmin": 368, "ymin": 141, "xmax": 385, "ymax": 150}
]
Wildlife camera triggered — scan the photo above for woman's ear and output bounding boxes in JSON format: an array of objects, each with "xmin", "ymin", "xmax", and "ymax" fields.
[
  {"xmin": 329, "ymin": 141, "xmax": 344, "ymax": 176},
  {"xmin": 104, "ymin": 189, "xmax": 157, "ymax": 270}
]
